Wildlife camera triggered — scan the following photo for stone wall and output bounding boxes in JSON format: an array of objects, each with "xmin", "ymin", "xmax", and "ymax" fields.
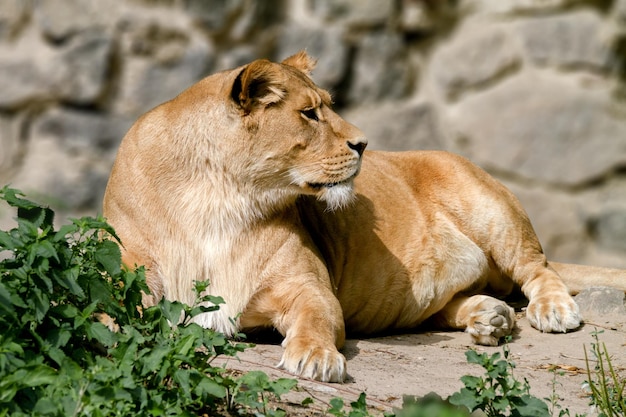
[{"xmin": 1, "ymin": 0, "xmax": 625, "ymax": 268}]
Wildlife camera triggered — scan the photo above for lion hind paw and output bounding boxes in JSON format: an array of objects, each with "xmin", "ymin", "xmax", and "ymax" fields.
[{"xmin": 466, "ymin": 302, "xmax": 516, "ymax": 346}]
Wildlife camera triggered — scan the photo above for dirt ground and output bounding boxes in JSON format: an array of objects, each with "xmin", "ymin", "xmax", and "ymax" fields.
[{"xmin": 215, "ymin": 302, "xmax": 626, "ymax": 416}]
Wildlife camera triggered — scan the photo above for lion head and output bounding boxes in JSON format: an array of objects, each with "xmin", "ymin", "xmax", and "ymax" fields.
[
  {"xmin": 163, "ymin": 50, "xmax": 368, "ymax": 214},
  {"xmin": 225, "ymin": 51, "xmax": 367, "ymax": 211}
]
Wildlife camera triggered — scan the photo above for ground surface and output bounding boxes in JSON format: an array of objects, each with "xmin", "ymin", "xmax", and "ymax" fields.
[{"xmin": 215, "ymin": 293, "xmax": 626, "ymax": 416}]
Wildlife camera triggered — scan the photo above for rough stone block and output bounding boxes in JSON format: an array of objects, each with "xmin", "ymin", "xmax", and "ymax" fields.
[
  {"xmin": 343, "ymin": 101, "xmax": 443, "ymax": 151},
  {"xmin": 55, "ymin": 30, "xmax": 113, "ymax": 104},
  {"xmin": 310, "ymin": 0, "xmax": 393, "ymax": 27},
  {"xmin": 277, "ymin": 23, "xmax": 348, "ymax": 89},
  {"xmin": 448, "ymin": 72, "xmax": 626, "ymax": 186},
  {"xmin": 11, "ymin": 108, "xmax": 134, "ymax": 211},
  {"xmin": 115, "ymin": 17, "xmax": 215, "ymax": 115},
  {"xmin": 593, "ymin": 209, "xmax": 626, "ymax": 253},
  {"xmin": 348, "ymin": 32, "xmax": 412, "ymax": 103},
  {"xmin": 34, "ymin": 0, "xmax": 120, "ymax": 41},
  {"xmin": 0, "ymin": 0, "xmax": 28, "ymax": 40},
  {"xmin": 517, "ymin": 10, "xmax": 610, "ymax": 71},
  {"xmin": 575, "ymin": 286, "xmax": 626, "ymax": 315},
  {"xmin": 431, "ymin": 26, "xmax": 521, "ymax": 101},
  {"xmin": 0, "ymin": 115, "xmax": 21, "ymax": 181}
]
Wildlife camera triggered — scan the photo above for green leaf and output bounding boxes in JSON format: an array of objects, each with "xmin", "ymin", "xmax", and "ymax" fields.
[
  {"xmin": 195, "ymin": 376, "xmax": 227, "ymax": 399},
  {"xmin": 0, "ymin": 229, "xmax": 16, "ymax": 250},
  {"xmin": 87, "ymin": 321, "xmax": 117, "ymax": 347},
  {"xmin": 0, "ymin": 281, "xmax": 16, "ymax": 318},
  {"xmin": 449, "ymin": 388, "xmax": 483, "ymax": 411},
  {"xmin": 510, "ymin": 395, "xmax": 550, "ymax": 416},
  {"xmin": 269, "ymin": 378, "xmax": 298, "ymax": 398},
  {"xmin": 94, "ymin": 239, "xmax": 122, "ymax": 276}
]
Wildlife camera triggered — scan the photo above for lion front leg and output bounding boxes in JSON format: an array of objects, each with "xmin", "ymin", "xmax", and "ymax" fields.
[
  {"xmin": 522, "ymin": 266, "xmax": 582, "ymax": 333},
  {"xmin": 240, "ymin": 279, "xmax": 347, "ymax": 382}
]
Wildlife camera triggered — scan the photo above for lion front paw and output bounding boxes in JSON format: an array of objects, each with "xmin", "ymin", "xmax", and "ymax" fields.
[
  {"xmin": 466, "ymin": 301, "xmax": 516, "ymax": 346},
  {"xmin": 278, "ymin": 338, "xmax": 347, "ymax": 382},
  {"xmin": 526, "ymin": 293, "xmax": 581, "ymax": 333}
]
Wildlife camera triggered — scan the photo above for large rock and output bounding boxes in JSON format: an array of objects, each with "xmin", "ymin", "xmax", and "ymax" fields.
[
  {"xmin": 466, "ymin": 0, "xmax": 579, "ymax": 14},
  {"xmin": 277, "ymin": 23, "xmax": 348, "ymax": 90},
  {"xmin": 575, "ymin": 287, "xmax": 626, "ymax": 315},
  {"xmin": 348, "ymin": 32, "xmax": 413, "ymax": 103},
  {"xmin": 54, "ymin": 30, "xmax": 113, "ymax": 104},
  {"xmin": 593, "ymin": 209, "xmax": 626, "ymax": 253},
  {"xmin": 115, "ymin": 14, "xmax": 215, "ymax": 115},
  {"xmin": 0, "ymin": 0, "xmax": 27, "ymax": 40},
  {"xmin": 430, "ymin": 25, "xmax": 521, "ymax": 101},
  {"xmin": 0, "ymin": 114, "xmax": 21, "ymax": 182},
  {"xmin": 343, "ymin": 101, "xmax": 443, "ymax": 151},
  {"xmin": 0, "ymin": 28, "xmax": 112, "ymax": 108},
  {"xmin": 34, "ymin": 0, "xmax": 120, "ymax": 41},
  {"xmin": 309, "ymin": 0, "xmax": 393, "ymax": 27},
  {"xmin": 517, "ymin": 10, "xmax": 610, "ymax": 71},
  {"xmin": 0, "ymin": 29, "xmax": 57, "ymax": 108},
  {"xmin": 447, "ymin": 72, "xmax": 626, "ymax": 186},
  {"xmin": 10, "ymin": 108, "xmax": 133, "ymax": 211}
]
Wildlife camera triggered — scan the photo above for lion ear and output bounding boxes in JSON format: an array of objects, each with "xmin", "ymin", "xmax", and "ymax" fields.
[
  {"xmin": 231, "ymin": 59, "xmax": 286, "ymax": 114},
  {"xmin": 281, "ymin": 50, "xmax": 317, "ymax": 76}
]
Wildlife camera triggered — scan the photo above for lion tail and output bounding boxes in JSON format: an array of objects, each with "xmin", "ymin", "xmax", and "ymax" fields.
[{"xmin": 550, "ymin": 261, "xmax": 626, "ymax": 295}]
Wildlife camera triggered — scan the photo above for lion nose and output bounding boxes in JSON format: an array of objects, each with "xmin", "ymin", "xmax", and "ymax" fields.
[{"xmin": 347, "ymin": 139, "xmax": 367, "ymax": 157}]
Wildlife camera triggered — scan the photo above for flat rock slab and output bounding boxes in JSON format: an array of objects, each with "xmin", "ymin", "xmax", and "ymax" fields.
[
  {"xmin": 215, "ymin": 306, "xmax": 626, "ymax": 416},
  {"xmin": 575, "ymin": 286, "xmax": 626, "ymax": 315}
]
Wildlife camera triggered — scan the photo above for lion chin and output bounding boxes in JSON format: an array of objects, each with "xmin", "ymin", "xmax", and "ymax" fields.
[
  {"xmin": 103, "ymin": 50, "xmax": 626, "ymax": 383},
  {"xmin": 311, "ymin": 180, "xmax": 357, "ymax": 211}
]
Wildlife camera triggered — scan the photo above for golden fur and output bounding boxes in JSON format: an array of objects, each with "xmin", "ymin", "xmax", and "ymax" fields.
[{"xmin": 104, "ymin": 52, "xmax": 626, "ymax": 383}]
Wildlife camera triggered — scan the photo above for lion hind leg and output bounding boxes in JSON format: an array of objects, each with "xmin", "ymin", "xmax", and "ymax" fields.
[{"xmin": 433, "ymin": 295, "xmax": 516, "ymax": 346}]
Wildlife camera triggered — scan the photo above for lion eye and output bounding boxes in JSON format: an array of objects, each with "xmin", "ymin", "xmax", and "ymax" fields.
[{"xmin": 301, "ymin": 108, "xmax": 319, "ymax": 122}]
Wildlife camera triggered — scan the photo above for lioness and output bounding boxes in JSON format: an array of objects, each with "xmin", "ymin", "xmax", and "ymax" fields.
[{"xmin": 104, "ymin": 51, "xmax": 626, "ymax": 383}]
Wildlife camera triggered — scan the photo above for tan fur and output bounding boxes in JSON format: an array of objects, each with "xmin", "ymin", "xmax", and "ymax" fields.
[{"xmin": 104, "ymin": 52, "xmax": 626, "ymax": 383}]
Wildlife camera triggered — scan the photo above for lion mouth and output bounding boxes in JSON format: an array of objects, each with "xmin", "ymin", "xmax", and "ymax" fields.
[
  {"xmin": 308, "ymin": 181, "xmax": 342, "ymax": 189},
  {"xmin": 307, "ymin": 175, "xmax": 356, "ymax": 190}
]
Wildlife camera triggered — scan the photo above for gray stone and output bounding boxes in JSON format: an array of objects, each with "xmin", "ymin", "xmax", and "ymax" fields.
[
  {"xmin": 116, "ymin": 19, "xmax": 215, "ymax": 115},
  {"xmin": 183, "ymin": 0, "xmax": 242, "ymax": 32},
  {"xmin": 431, "ymin": 26, "xmax": 521, "ymax": 101},
  {"xmin": 0, "ymin": 0, "xmax": 28, "ymax": 40},
  {"xmin": 593, "ymin": 209, "xmax": 626, "ymax": 253},
  {"xmin": 0, "ymin": 114, "xmax": 21, "ymax": 181},
  {"xmin": 34, "ymin": 0, "xmax": 120, "ymax": 41},
  {"xmin": 55, "ymin": 30, "xmax": 113, "ymax": 104},
  {"xmin": 31, "ymin": 108, "xmax": 133, "ymax": 154},
  {"xmin": 0, "ymin": 28, "xmax": 112, "ymax": 108},
  {"xmin": 277, "ymin": 24, "xmax": 348, "ymax": 89},
  {"xmin": 575, "ymin": 287, "xmax": 626, "ymax": 315},
  {"xmin": 0, "ymin": 29, "xmax": 57, "ymax": 108},
  {"xmin": 448, "ymin": 72, "xmax": 626, "ymax": 186},
  {"xmin": 310, "ymin": 0, "xmax": 393, "ymax": 27},
  {"xmin": 466, "ymin": 0, "xmax": 578, "ymax": 15},
  {"xmin": 11, "ymin": 108, "xmax": 134, "ymax": 211},
  {"xmin": 517, "ymin": 10, "xmax": 610, "ymax": 71},
  {"xmin": 348, "ymin": 32, "xmax": 413, "ymax": 103},
  {"xmin": 343, "ymin": 101, "xmax": 443, "ymax": 151}
]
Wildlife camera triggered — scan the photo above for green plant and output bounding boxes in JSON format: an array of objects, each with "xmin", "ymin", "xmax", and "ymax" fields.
[
  {"xmin": 0, "ymin": 186, "xmax": 294, "ymax": 416},
  {"xmin": 448, "ymin": 341, "xmax": 550, "ymax": 416},
  {"xmin": 328, "ymin": 392, "xmax": 379, "ymax": 417},
  {"xmin": 584, "ymin": 331, "xmax": 626, "ymax": 417},
  {"xmin": 396, "ymin": 393, "xmax": 470, "ymax": 417}
]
